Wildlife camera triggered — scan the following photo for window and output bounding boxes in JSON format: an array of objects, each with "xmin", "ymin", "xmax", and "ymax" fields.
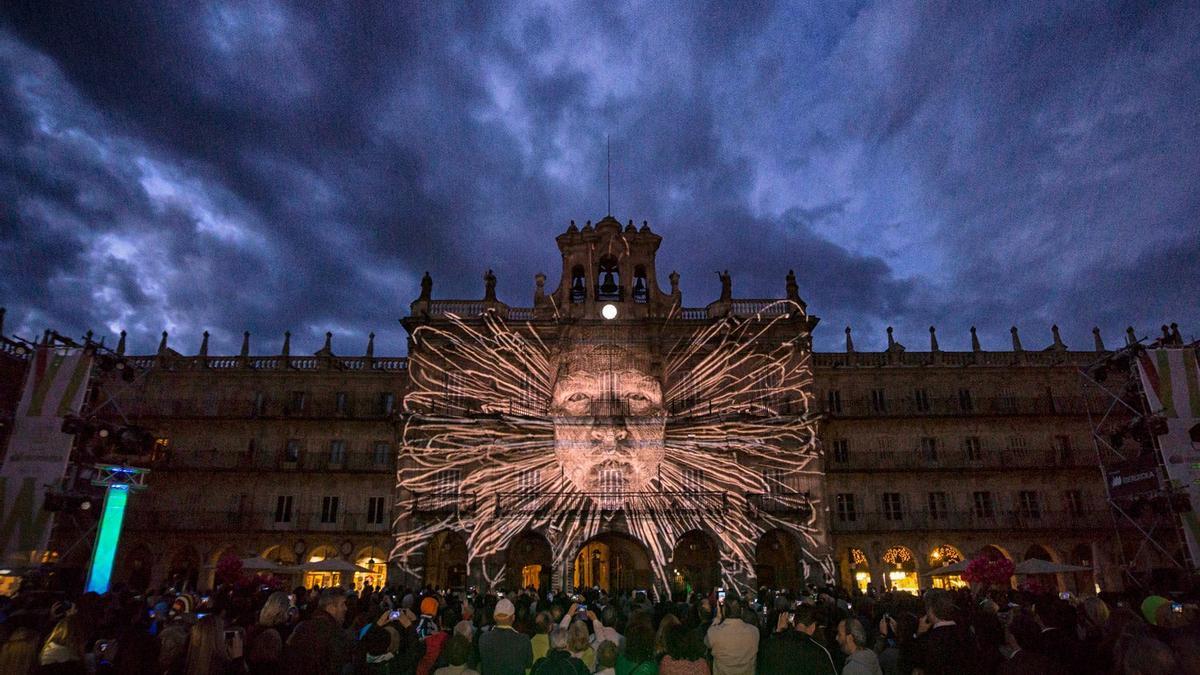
[
  {"xmin": 973, "ymin": 491, "xmax": 995, "ymax": 519},
  {"xmin": 289, "ymin": 391, "xmax": 307, "ymax": 415},
  {"xmin": 761, "ymin": 468, "xmax": 785, "ymax": 493},
  {"xmin": 835, "ymin": 493, "xmax": 857, "ymax": 522},
  {"xmin": 570, "ymin": 265, "xmax": 586, "ymax": 303},
  {"xmin": 914, "ymin": 388, "xmax": 931, "ymax": 412},
  {"xmin": 632, "ymin": 265, "xmax": 648, "ymax": 303},
  {"xmin": 329, "ymin": 440, "xmax": 346, "ymax": 465},
  {"xmin": 377, "ymin": 392, "xmax": 395, "ymax": 416},
  {"xmin": 870, "ymin": 388, "xmax": 887, "ymax": 414},
  {"xmin": 958, "ymin": 388, "xmax": 973, "ymax": 412},
  {"xmin": 367, "ymin": 497, "xmax": 386, "ymax": 525},
  {"xmin": 882, "ymin": 493, "xmax": 904, "ymax": 521},
  {"xmin": 920, "ymin": 437, "xmax": 938, "ymax": 462},
  {"xmin": 599, "ymin": 468, "xmax": 626, "ymax": 508},
  {"xmin": 826, "ymin": 389, "xmax": 843, "ymax": 414},
  {"xmin": 335, "ymin": 392, "xmax": 349, "ymax": 414},
  {"xmin": 284, "ymin": 439, "xmax": 301, "ymax": 463},
  {"xmin": 1007, "ymin": 435, "xmax": 1028, "ymax": 460},
  {"xmin": 372, "ymin": 441, "xmax": 390, "ymax": 466},
  {"xmin": 253, "ymin": 392, "xmax": 267, "ymax": 416},
  {"xmin": 320, "ymin": 496, "xmax": 340, "ymax": 524},
  {"xmin": 998, "ymin": 388, "xmax": 1017, "ymax": 413},
  {"xmin": 963, "ymin": 436, "xmax": 982, "ymax": 461},
  {"xmin": 518, "ymin": 469, "xmax": 539, "ymax": 494},
  {"xmin": 831, "ymin": 439, "xmax": 849, "ymax": 464},
  {"xmin": 434, "ymin": 469, "xmax": 461, "ymax": 494},
  {"xmin": 683, "ymin": 468, "xmax": 705, "ymax": 493},
  {"xmin": 928, "ymin": 492, "xmax": 948, "ymax": 520},
  {"xmin": 1018, "ymin": 491, "xmax": 1041, "ymax": 519},
  {"xmin": 1055, "ymin": 435, "xmax": 1073, "ymax": 464},
  {"xmin": 1065, "ymin": 490, "xmax": 1085, "ymax": 516},
  {"xmin": 273, "ymin": 495, "xmax": 293, "ymax": 523}
]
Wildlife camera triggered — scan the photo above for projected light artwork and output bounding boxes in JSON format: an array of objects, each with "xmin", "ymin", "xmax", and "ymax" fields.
[{"xmin": 393, "ymin": 300, "xmax": 830, "ymax": 596}]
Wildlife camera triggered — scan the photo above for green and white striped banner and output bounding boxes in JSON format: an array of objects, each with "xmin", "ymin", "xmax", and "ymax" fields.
[{"xmin": 0, "ymin": 346, "xmax": 93, "ymax": 566}]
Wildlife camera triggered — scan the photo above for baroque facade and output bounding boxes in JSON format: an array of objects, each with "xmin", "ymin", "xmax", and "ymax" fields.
[{"xmin": 39, "ymin": 218, "xmax": 1153, "ymax": 594}]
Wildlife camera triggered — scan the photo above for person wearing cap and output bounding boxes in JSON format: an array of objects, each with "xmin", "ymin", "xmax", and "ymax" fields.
[{"xmin": 479, "ymin": 598, "xmax": 533, "ymax": 675}]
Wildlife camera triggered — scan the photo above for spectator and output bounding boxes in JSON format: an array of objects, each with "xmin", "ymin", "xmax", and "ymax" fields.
[
  {"xmin": 245, "ymin": 591, "xmax": 289, "ymax": 674},
  {"xmin": 183, "ymin": 614, "xmax": 246, "ymax": 675},
  {"xmin": 903, "ymin": 589, "xmax": 976, "ymax": 675},
  {"xmin": 1118, "ymin": 632, "xmax": 1178, "ymax": 675},
  {"xmin": 416, "ymin": 598, "xmax": 451, "ymax": 675},
  {"xmin": 706, "ymin": 592, "xmax": 759, "ymax": 675},
  {"xmin": 837, "ymin": 618, "xmax": 881, "ymax": 675},
  {"xmin": 757, "ymin": 605, "xmax": 835, "ymax": 675},
  {"xmin": 659, "ymin": 624, "xmax": 710, "ymax": 675},
  {"xmin": 160, "ymin": 624, "xmax": 190, "ymax": 674},
  {"xmin": 593, "ymin": 606, "xmax": 624, "ymax": 650},
  {"xmin": 531, "ymin": 627, "xmax": 588, "ymax": 675},
  {"xmin": 998, "ymin": 614, "xmax": 1052, "ymax": 675},
  {"xmin": 531, "ymin": 612, "xmax": 552, "ymax": 663},
  {"xmin": 38, "ymin": 614, "xmax": 87, "ymax": 675},
  {"xmin": 0, "ymin": 626, "xmax": 39, "ymax": 675},
  {"xmin": 434, "ymin": 634, "xmax": 479, "ymax": 675},
  {"xmin": 1032, "ymin": 597, "xmax": 1083, "ymax": 675},
  {"xmin": 617, "ymin": 614, "xmax": 657, "ymax": 675},
  {"xmin": 655, "ymin": 614, "xmax": 680, "ymax": 658},
  {"xmin": 595, "ymin": 640, "xmax": 619, "ymax": 675},
  {"xmin": 566, "ymin": 619, "xmax": 595, "ymax": 670},
  {"xmin": 283, "ymin": 587, "xmax": 352, "ymax": 674},
  {"xmin": 478, "ymin": 598, "xmax": 532, "ymax": 675}
]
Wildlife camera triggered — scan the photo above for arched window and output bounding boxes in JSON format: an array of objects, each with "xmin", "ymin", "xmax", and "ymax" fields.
[
  {"xmin": 596, "ymin": 256, "xmax": 621, "ymax": 300},
  {"xmin": 570, "ymin": 265, "xmax": 586, "ymax": 303},
  {"xmin": 632, "ymin": 265, "xmax": 648, "ymax": 303}
]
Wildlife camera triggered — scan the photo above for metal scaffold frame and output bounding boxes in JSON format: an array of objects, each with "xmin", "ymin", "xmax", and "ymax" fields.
[{"xmin": 1079, "ymin": 336, "xmax": 1197, "ymax": 590}]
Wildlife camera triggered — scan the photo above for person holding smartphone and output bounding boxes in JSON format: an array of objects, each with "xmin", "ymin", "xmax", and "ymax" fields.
[
  {"xmin": 704, "ymin": 589, "xmax": 759, "ymax": 674},
  {"xmin": 758, "ymin": 604, "xmax": 837, "ymax": 675}
]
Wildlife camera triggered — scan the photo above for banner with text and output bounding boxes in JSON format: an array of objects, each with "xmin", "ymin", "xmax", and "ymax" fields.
[
  {"xmin": 0, "ymin": 346, "xmax": 92, "ymax": 566},
  {"xmin": 1137, "ymin": 347, "xmax": 1200, "ymax": 568}
]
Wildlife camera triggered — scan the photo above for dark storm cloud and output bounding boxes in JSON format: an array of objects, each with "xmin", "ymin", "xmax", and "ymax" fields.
[{"xmin": 0, "ymin": 1, "xmax": 1196, "ymax": 355}]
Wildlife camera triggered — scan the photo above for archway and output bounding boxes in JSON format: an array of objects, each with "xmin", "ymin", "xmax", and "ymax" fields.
[
  {"xmin": 671, "ymin": 530, "xmax": 720, "ymax": 595},
  {"xmin": 978, "ymin": 544, "xmax": 1011, "ymax": 561},
  {"xmin": 354, "ymin": 546, "xmax": 388, "ymax": 591},
  {"xmin": 305, "ymin": 544, "xmax": 342, "ymax": 589},
  {"xmin": 1069, "ymin": 543, "xmax": 1095, "ymax": 594},
  {"xmin": 573, "ymin": 532, "xmax": 653, "ymax": 593},
  {"xmin": 882, "ymin": 546, "xmax": 918, "ymax": 594},
  {"xmin": 847, "ymin": 548, "xmax": 871, "ymax": 593},
  {"xmin": 755, "ymin": 529, "xmax": 800, "ymax": 590},
  {"xmin": 260, "ymin": 544, "xmax": 298, "ymax": 565},
  {"xmin": 1021, "ymin": 544, "xmax": 1058, "ymax": 593},
  {"xmin": 167, "ymin": 546, "xmax": 201, "ymax": 591},
  {"xmin": 928, "ymin": 544, "xmax": 965, "ymax": 589},
  {"xmin": 123, "ymin": 544, "xmax": 153, "ymax": 591},
  {"xmin": 505, "ymin": 531, "xmax": 553, "ymax": 591},
  {"xmin": 425, "ymin": 530, "xmax": 468, "ymax": 589}
]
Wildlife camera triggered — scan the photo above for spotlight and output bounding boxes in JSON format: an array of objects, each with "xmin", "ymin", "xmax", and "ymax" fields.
[{"xmin": 601, "ymin": 304, "xmax": 618, "ymax": 320}]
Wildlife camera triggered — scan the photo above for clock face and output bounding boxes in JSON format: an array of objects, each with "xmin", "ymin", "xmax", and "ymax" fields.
[{"xmin": 293, "ymin": 540, "xmax": 306, "ymax": 555}]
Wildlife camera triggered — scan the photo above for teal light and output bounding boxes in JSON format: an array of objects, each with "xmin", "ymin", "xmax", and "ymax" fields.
[{"xmin": 85, "ymin": 485, "xmax": 129, "ymax": 594}]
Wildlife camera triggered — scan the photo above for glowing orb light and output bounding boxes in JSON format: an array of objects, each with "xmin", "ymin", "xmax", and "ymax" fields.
[{"xmin": 601, "ymin": 303, "xmax": 618, "ymax": 320}]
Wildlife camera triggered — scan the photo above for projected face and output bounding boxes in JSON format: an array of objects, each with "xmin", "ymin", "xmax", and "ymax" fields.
[{"xmin": 549, "ymin": 346, "xmax": 666, "ymax": 494}]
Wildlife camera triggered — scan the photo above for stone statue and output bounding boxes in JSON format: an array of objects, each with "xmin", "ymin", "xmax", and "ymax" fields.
[
  {"xmin": 717, "ymin": 270, "xmax": 731, "ymax": 300},
  {"xmin": 420, "ymin": 271, "xmax": 432, "ymax": 300},
  {"xmin": 484, "ymin": 269, "xmax": 497, "ymax": 301}
]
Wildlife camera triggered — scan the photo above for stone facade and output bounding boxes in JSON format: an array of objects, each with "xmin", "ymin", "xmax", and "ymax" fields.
[{"xmin": 39, "ymin": 219, "xmax": 1157, "ymax": 593}]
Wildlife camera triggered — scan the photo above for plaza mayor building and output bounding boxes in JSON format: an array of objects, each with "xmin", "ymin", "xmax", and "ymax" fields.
[{"xmin": 54, "ymin": 216, "xmax": 1162, "ymax": 596}]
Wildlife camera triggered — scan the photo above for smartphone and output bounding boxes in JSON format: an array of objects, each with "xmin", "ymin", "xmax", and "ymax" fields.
[
  {"xmin": 390, "ymin": 610, "xmax": 401, "ymax": 620},
  {"xmin": 1060, "ymin": 592, "xmax": 1071, "ymax": 600},
  {"xmin": 148, "ymin": 610, "xmax": 156, "ymax": 618},
  {"xmin": 224, "ymin": 629, "xmax": 241, "ymax": 642},
  {"xmin": 717, "ymin": 590, "xmax": 726, "ymax": 604},
  {"xmin": 577, "ymin": 604, "xmax": 587, "ymax": 612},
  {"xmin": 288, "ymin": 594, "xmax": 296, "ymax": 606},
  {"xmin": 1172, "ymin": 603, "xmax": 1183, "ymax": 613},
  {"xmin": 787, "ymin": 612, "xmax": 796, "ymax": 623}
]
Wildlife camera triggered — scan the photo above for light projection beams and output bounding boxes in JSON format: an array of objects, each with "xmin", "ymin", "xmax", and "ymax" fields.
[{"xmin": 394, "ymin": 302, "xmax": 828, "ymax": 594}]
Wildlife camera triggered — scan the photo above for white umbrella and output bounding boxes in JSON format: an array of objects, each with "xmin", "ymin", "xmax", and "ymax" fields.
[
  {"xmin": 923, "ymin": 559, "xmax": 969, "ymax": 576},
  {"xmin": 239, "ymin": 556, "xmax": 297, "ymax": 573},
  {"xmin": 300, "ymin": 558, "xmax": 369, "ymax": 574},
  {"xmin": 1014, "ymin": 558, "xmax": 1090, "ymax": 575}
]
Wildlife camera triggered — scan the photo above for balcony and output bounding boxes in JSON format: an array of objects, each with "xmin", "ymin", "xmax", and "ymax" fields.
[
  {"xmin": 124, "ymin": 509, "xmax": 390, "ymax": 533},
  {"xmin": 115, "ymin": 397, "xmax": 401, "ymax": 421},
  {"xmin": 488, "ymin": 491, "xmax": 730, "ymax": 518},
  {"xmin": 821, "ymin": 395, "xmax": 1099, "ymax": 418},
  {"xmin": 745, "ymin": 491, "xmax": 815, "ymax": 517},
  {"xmin": 828, "ymin": 509, "xmax": 1111, "ymax": 534},
  {"xmin": 159, "ymin": 449, "xmax": 395, "ymax": 473},
  {"xmin": 826, "ymin": 447, "xmax": 1093, "ymax": 472},
  {"xmin": 411, "ymin": 492, "xmax": 479, "ymax": 516}
]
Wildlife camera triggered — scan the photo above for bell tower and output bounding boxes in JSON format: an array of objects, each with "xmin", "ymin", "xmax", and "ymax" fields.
[{"xmin": 539, "ymin": 217, "xmax": 677, "ymax": 320}]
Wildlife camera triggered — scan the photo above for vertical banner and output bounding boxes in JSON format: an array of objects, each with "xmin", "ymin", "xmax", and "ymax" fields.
[
  {"xmin": 1137, "ymin": 347, "xmax": 1200, "ymax": 568},
  {"xmin": 0, "ymin": 346, "xmax": 93, "ymax": 566}
]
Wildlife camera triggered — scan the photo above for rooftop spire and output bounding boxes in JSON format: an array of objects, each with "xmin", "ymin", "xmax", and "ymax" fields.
[
  {"xmin": 281, "ymin": 331, "xmax": 291, "ymax": 357},
  {"xmin": 366, "ymin": 332, "xmax": 375, "ymax": 359},
  {"xmin": 116, "ymin": 330, "xmax": 127, "ymax": 356},
  {"xmin": 1092, "ymin": 327, "xmax": 1105, "ymax": 352},
  {"xmin": 1010, "ymin": 326, "xmax": 1023, "ymax": 352},
  {"xmin": 929, "ymin": 325, "xmax": 939, "ymax": 351},
  {"xmin": 845, "ymin": 326, "xmax": 855, "ymax": 353},
  {"xmin": 970, "ymin": 326, "xmax": 980, "ymax": 352},
  {"xmin": 199, "ymin": 331, "xmax": 210, "ymax": 357},
  {"xmin": 157, "ymin": 330, "xmax": 169, "ymax": 355}
]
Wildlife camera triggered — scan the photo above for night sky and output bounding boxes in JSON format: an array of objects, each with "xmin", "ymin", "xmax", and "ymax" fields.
[{"xmin": 1, "ymin": 2, "xmax": 1196, "ymax": 356}]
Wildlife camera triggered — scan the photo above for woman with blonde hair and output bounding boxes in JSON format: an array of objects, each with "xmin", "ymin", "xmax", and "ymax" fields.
[
  {"xmin": 184, "ymin": 614, "xmax": 246, "ymax": 675},
  {"xmin": 246, "ymin": 591, "xmax": 290, "ymax": 673},
  {"xmin": 0, "ymin": 626, "xmax": 39, "ymax": 674},
  {"xmin": 655, "ymin": 614, "xmax": 680, "ymax": 658},
  {"xmin": 567, "ymin": 619, "xmax": 595, "ymax": 671},
  {"xmin": 39, "ymin": 614, "xmax": 87, "ymax": 673}
]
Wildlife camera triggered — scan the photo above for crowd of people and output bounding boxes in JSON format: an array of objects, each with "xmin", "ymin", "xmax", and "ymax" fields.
[{"xmin": 0, "ymin": 575, "xmax": 1196, "ymax": 674}]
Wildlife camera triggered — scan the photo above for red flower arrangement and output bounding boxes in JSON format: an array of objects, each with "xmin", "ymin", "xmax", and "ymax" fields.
[{"xmin": 962, "ymin": 555, "xmax": 1014, "ymax": 586}]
